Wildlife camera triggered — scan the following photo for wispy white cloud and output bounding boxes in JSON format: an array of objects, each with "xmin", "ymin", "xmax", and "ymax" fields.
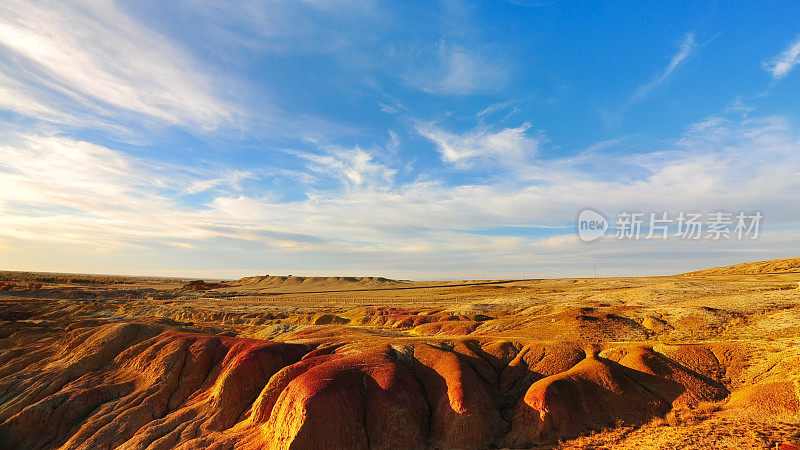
[
  {"xmin": 0, "ymin": 134, "xmax": 254, "ymax": 250},
  {"xmin": 477, "ymin": 101, "xmax": 519, "ymax": 121},
  {"xmin": 725, "ymin": 98, "xmax": 754, "ymax": 117},
  {"xmin": 394, "ymin": 42, "xmax": 508, "ymax": 95},
  {"xmin": 416, "ymin": 122, "xmax": 539, "ymax": 167},
  {"xmin": 0, "ymin": 70, "xmax": 70, "ymax": 122},
  {"xmin": 152, "ymin": 1, "xmax": 504, "ymax": 100},
  {"xmin": 0, "ymin": 5, "xmax": 796, "ymax": 279},
  {"xmin": 434, "ymin": 45, "xmax": 507, "ymax": 94},
  {"xmin": 290, "ymin": 147, "xmax": 397, "ymax": 189},
  {"xmin": 0, "ymin": 0, "xmax": 237, "ymax": 130},
  {"xmin": 599, "ymin": 33, "xmax": 700, "ymax": 126},
  {"xmin": 182, "ymin": 170, "xmax": 255, "ymax": 195},
  {"xmin": 763, "ymin": 35, "xmax": 800, "ymax": 79},
  {"xmin": 379, "ymin": 103, "xmax": 400, "ymax": 114},
  {"xmin": 176, "ymin": 0, "xmax": 378, "ymax": 55},
  {"xmin": 631, "ymin": 33, "xmax": 697, "ymax": 103},
  {"xmin": 2, "ymin": 111, "xmax": 799, "ymax": 278}
]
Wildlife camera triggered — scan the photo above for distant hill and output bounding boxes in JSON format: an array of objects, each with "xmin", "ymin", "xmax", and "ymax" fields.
[
  {"xmin": 683, "ymin": 257, "xmax": 800, "ymax": 276},
  {"xmin": 231, "ymin": 275, "xmax": 405, "ymax": 292}
]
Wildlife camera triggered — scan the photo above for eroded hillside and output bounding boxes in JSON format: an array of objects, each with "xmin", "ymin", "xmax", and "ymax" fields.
[{"xmin": 1, "ymin": 261, "xmax": 799, "ymax": 448}]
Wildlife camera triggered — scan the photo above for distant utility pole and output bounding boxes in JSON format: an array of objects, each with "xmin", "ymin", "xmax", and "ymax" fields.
[{"xmin": 593, "ymin": 264, "xmax": 598, "ymax": 278}]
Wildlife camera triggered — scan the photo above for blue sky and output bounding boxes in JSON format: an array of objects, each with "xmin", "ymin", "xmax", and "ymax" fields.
[{"xmin": 1, "ymin": 0, "xmax": 799, "ymax": 279}]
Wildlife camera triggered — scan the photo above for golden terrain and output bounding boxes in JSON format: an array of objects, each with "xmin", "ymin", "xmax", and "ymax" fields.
[{"xmin": 1, "ymin": 258, "xmax": 800, "ymax": 449}]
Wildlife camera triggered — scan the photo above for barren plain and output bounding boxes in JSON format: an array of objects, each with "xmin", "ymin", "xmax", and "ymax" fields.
[{"xmin": 1, "ymin": 258, "xmax": 800, "ymax": 449}]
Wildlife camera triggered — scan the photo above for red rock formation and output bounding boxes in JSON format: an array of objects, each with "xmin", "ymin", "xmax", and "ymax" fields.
[
  {"xmin": 412, "ymin": 344, "xmax": 505, "ymax": 449},
  {"xmin": 0, "ymin": 325, "xmax": 307, "ymax": 449},
  {"xmin": 504, "ymin": 345, "xmax": 729, "ymax": 447},
  {"xmin": 254, "ymin": 347, "xmax": 428, "ymax": 449},
  {"xmin": 0, "ymin": 324, "xmax": 737, "ymax": 449}
]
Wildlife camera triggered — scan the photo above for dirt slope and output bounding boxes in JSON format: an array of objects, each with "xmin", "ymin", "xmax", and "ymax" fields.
[
  {"xmin": 230, "ymin": 275, "xmax": 405, "ymax": 292},
  {"xmin": 683, "ymin": 257, "xmax": 800, "ymax": 276}
]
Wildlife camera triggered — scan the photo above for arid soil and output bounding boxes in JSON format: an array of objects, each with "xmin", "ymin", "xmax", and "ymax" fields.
[{"xmin": 1, "ymin": 259, "xmax": 800, "ymax": 449}]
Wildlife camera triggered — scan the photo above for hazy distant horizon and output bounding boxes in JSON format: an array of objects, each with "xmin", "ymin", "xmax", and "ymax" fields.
[{"xmin": 2, "ymin": 253, "xmax": 792, "ymax": 281}]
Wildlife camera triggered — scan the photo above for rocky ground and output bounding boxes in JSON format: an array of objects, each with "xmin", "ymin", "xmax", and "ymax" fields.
[{"xmin": 1, "ymin": 258, "xmax": 800, "ymax": 449}]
